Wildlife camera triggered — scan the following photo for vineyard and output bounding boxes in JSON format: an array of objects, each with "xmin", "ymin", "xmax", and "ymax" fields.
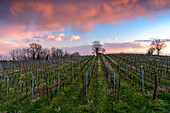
[{"xmin": 0, "ymin": 54, "xmax": 169, "ymax": 112}]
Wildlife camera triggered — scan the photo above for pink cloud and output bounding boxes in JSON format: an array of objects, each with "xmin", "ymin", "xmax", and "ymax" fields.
[
  {"xmin": 0, "ymin": 0, "xmax": 170, "ymax": 54},
  {"xmin": 21, "ymin": 33, "xmax": 80, "ymax": 43},
  {"xmin": 1, "ymin": 0, "xmax": 170, "ymax": 38},
  {"xmin": 106, "ymin": 38, "xmax": 118, "ymax": 42},
  {"xmin": 68, "ymin": 36, "xmax": 81, "ymax": 41},
  {"xmin": 0, "ymin": 42, "xmax": 24, "ymax": 54}
]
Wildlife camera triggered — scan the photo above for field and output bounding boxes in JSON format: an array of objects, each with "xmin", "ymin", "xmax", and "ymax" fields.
[{"xmin": 0, "ymin": 54, "xmax": 170, "ymax": 112}]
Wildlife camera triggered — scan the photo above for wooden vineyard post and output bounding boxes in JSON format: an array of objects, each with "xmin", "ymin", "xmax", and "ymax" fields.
[
  {"xmin": 133, "ymin": 60, "xmax": 134, "ymax": 72},
  {"xmin": 82, "ymin": 74, "xmax": 85, "ymax": 101},
  {"xmin": 32, "ymin": 72, "xmax": 34, "ymax": 96},
  {"xmin": 62, "ymin": 83, "xmax": 64, "ymax": 91},
  {"xmin": 37, "ymin": 69, "xmax": 39, "ymax": 83},
  {"xmin": 114, "ymin": 70, "xmax": 116, "ymax": 96},
  {"xmin": 58, "ymin": 73, "xmax": 60, "ymax": 93},
  {"xmin": 21, "ymin": 82, "xmax": 23, "ymax": 92},
  {"xmin": 72, "ymin": 57, "xmax": 74, "ymax": 80},
  {"xmin": 108, "ymin": 66, "xmax": 110, "ymax": 82},
  {"xmin": 45, "ymin": 76, "xmax": 49, "ymax": 101},
  {"xmin": 79, "ymin": 61, "xmax": 80, "ymax": 75},
  {"xmin": 136, "ymin": 61, "xmax": 137, "ymax": 72},
  {"xmin": 142, "ymin": 66, "xmax": 144, "ymax": 92},
  {"xmin": 153, "ymin": 71, "xmax": 158, "ymax": 100},
  {"xmin": 145, "ymin": 64, "xmax": 146, "ymax": 77},
  {"xmin": 164, "ymin": 62, "xmax": 166, "ymax": 76},
  {"xmin": 4, "ymin": 70, "xmax": 6, "ymax": 83},
  {"xmin": 117, "ymin": 73, "xmax": 121, "ymax": 102},
  {"xmin": 145, "ymin": 84, "xmax": 147, "ymax": 94},
  {"xmin": 14, "ymin": 78, "xmax": 18, "ymax": 103},
  {"xmin": 0, "ymin": 76, "xmax": 2, "ymax": 99},
  {"xmin": 50, "ymin": 88, "xmax": 52, "ymax": 101},
  {"xmin": 55, "ymin": 84, "xmax": 57, "ymax": 96},
  {"xmin": 90, "ymin": 66, "xmax": 92, "ymax": 78},
  {"xmin": 86, "ymin": 72, "xmax": 88, "ymax": 94},
  {"xmin": 21, "ymin": 63, "xmax": 22, "ymax": 81},
  {"xmin": 126, "ymin": 63, "xmax": 128, "ymax": 78},
  {"xmin": 26, "ymin": 81, "xmax": 27, "ymax": 97},
  {"xmin": 65, "ymin": 63, "xmax": 67, "ymax": 74}
]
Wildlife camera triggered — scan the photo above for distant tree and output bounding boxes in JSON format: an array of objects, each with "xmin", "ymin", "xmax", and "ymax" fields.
[
  {"xmin": 151, "ymin": 39, "xmax": 166, "ymax": 56},
  {"xmin": 51, "ymin": 47, "xmax": 64, "ymax": 58},
  {"xmin": 57, "ymin": 49, "xmax": 64, "ymax": 57},
  {"xmin": 0, "ymin": 54, "xmax": 8, "ymax": 61},
  {"xmin": 9, "ymin": 49, "xmax": 16, "ymax": 61},
  {"xmin": 64, "ymin": 50, "xmax": 70, "ymax": 57},
  {"xmin": 147, "ymin": 47, "xmax": 155, "ymax": 56},
  {"xmin": 102, "ymin": 48, "xmax": 106, "ymax": 54},
  {"xmin": 92, "ymin": 41, "xmax": 104, "ymax": 55},
  {"xmin": 37, "ymin": 53, "xmax": 41, "ymax": 60},
  {"xmin": 29, "ymin": 43, "xmax": 42, "ymax": 60},
  {"xmin": 41, "ymin": 48, "xmax": 50, "ymax": 59},
  {"xmin": 72, "ymin": 52, "xmax": 80, "ymax": 57},
  {"xmin": 51, "ymin": 47, "xmax": 56, "ymax": 58}
]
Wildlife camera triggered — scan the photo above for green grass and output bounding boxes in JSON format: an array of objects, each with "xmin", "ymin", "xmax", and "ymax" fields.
[{"xmin": 0, "ymin": 55, "xmax": 169, "ymax": 112}]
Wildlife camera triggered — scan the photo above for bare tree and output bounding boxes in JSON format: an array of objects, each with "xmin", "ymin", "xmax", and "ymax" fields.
[
  {"xmin": 64, "ymin": 50, "xmax": 70, "ymax": 57},
  {"xmin": 72, "ymin": 52, "xmax": 80, "ymax": 57},
  {"xmin": 92, "ymin": 41, "xmax": 104, "ymax": 55},
  {"xmin": 51, "ymin": 47, "xmax": 56, "ymax": 58},
  {"xmin": 102, "ymin": 48, "xmax": 106, "ymax": 54},
  {"xmin": 0, "ymin": 54, "xmax": 8, "ymax": 61},
  {"xmin": 151, "ymin": 39, "xmax": 166, "ymax": 56},
  {"xmin": 51, "ymin": 47, "xmax": 64, "ymax": 58},
  {"xmin": 30, "ymin": 43, "xmax": 42, "ymax": 60},
  {"xmin": 41, "ymin": 48, "xmax": 50, "ymax": 59},
  {"xmin": 147, "ymin": 47, "xmax": 155, "ymax": 56},
  {"xmin": 57, "ymin": 49, "xmax": 64, "ymax": 57},
  {"xmin": 9, "ymin": 49, "xmax": 16, "ymax": 61}
]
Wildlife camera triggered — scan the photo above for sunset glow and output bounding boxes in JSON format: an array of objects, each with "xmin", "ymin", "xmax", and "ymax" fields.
[{"xmin": 0, "ymin": 0, "xmax": 170, "ymax": 55}]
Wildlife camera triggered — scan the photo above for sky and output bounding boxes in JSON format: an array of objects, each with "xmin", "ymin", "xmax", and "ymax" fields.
[{"xmin": 0, "ymin": 0, "xmax": 170, "ymax": 55}]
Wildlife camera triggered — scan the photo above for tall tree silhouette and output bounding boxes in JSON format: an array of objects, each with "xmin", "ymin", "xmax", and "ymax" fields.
[
  {"xmin": 151, "ymin": 39, "xmax": 166, "ymax": 56},
  {"xmin": 30, "ymin": 43, "xmax": 42, "ymax": 60},
  {"xmin": 92, "ymin": 41, "xmax": 104, "ymax": 55}
]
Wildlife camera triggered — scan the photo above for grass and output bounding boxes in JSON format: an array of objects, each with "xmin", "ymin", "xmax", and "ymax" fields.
[{"xmin": 0, "ymin": 55, "xmax": 169, "ymax": 112}]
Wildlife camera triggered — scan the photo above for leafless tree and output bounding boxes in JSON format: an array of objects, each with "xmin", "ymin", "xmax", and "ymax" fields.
[
  {"xmin": 9, "ymin": 49, "xmax": 16, "ymax": 61},
  {"xmin": 41, "ymin": 48, "xmax": 50, "ymax": 59},
  {"xmin": 0, "ymin": 54, "xmax": 8, "ymax": 61},
  {"xmin": 102, "ymin": 48, "xmax": 106, "ymax": 54},
  {"xmin": 51, "ymin": 47, "xmax": 64, "ymax": 58},
  {"xmin": 92, "ymin": 41, "xmax": 104, "ymax": 55},
  {"xmin": 147, "ymin": 47, "xmax": 155, "ymax": 56},
  {"xmin": 151, "ymin": 39, "xmax": 166, "ymax": 56},
  {"xmin": 64, "ymin": 50, "xmax": 70, "ymax": 57},
  {"xmin": 72, "ymin": 52, "xmax": 80, "ymax": 57},
  {"xmin": 30, "ymin": 43, "xmax": 42, "ymax": 60}
]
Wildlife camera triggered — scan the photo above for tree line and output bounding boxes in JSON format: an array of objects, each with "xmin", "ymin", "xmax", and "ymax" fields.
[
  {"xmin": 0, "ymin": 39, "xmax": 167, "ymax": 61},
  {"xmin": 0, "ymin": 43, "xmax": 80, "ymax": 61}
]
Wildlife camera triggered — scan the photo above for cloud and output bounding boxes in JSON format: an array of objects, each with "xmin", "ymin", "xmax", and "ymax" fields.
[
  {"xmin": 106, "ymin": 38, "xmax": 118, "ymax": 42},
  {"xmin": 0, "ymin": 42, "xmax": 23, "ymax": 54},
  {"xmin": 13, "ymin": 32, "xmax": 81, "ymax": 45},
  {"xmin": 0, "ymin": 0, "xmax": 170, "ymax": 39},
  {"xmin": 44, "ymin": 33, "xmax": 81, "ymax": 42},
  {"xmin": 135, "ymin": 38, "xmax": 170, "ymax": 42},
  {"xmin": 68, "ymin": 36, "xmax": 81, "ymax": 41},
  {"xmin": 0, "ymin": 0, "xmax": 170, "ymax": 54}
]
